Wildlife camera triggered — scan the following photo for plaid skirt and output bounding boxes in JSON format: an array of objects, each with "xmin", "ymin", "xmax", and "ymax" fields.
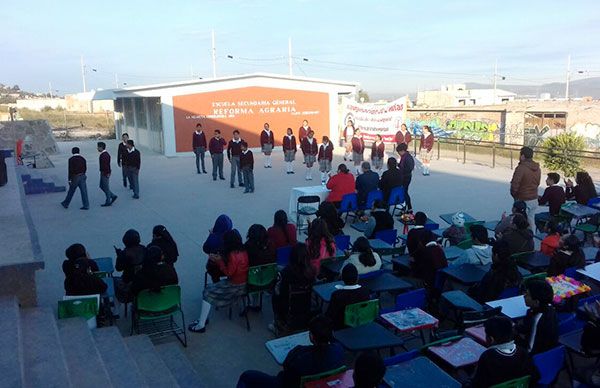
[
  {"xmin": 372, "ymin": 156, "xmax": 383, "ymax": 170},
  {"xmin": 420, "ymin": 149, "xmax": 433, "ymax": 161},
  {"xmin": 203, "ymin": 280, "xmax": 247, "ymax": 307},
  {"xmin": 319, "ymin": 159, "xmax": 332, "ymax": 172},
  {"xmin": 262, "ymin": 144, "xmax": 273, "ymax": 155},
  {"xmin": 284, "ymin": 150, "xmax": 296, "ymax": 162},
  {"xmin": 304, "ymin": 154, "xmax": 316, "ymax": 166},
  {"xmin": 353, "ymin": 151, "xmax": 364, "ymax": 162}
]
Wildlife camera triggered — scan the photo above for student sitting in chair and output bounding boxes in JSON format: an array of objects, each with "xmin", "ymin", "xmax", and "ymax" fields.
[
  {"xmin": 237, "ymin": 315, "xmax": 344, "ymax": 388},
  {"xmin": 540, "ymin": 221, "xmax": 562, "ymax": 257},
  {"xmin": 64, "ymin": 258, "xmax": 107, "ymax": 296},
  {"xmin": 451, "ymin": 224, "xmax": 493, "ymax": 267},
  {"xmin": 442, "ymin": 211, "xmax": 467, "ymax": 246},
  {"xmin": 362, "ymin": 199, "xmax": 394, "ymax": 239},
  {"xmin": 343, "ymin": 237, "xmax": 382, "ymax": 276},
  {"xmin": 516, "ymin": 279, "xmax": 559, "ymax": 354},
  {"xmin": 305, "ymin": 219, "xmax": 337, "ymax": 274},
  {"xmin": 535, "ymin": 172, "xmax": 565, "ymax": 231},
  {"xmin": 314, "ymin": 201, "xmax": 345, "ymax": 237},
  {"xmin": 114, "ymin": 229, "xmax": 147, "ymax": 303},
  {"xmin": 495, "ymin": 200, "xmax": 527, "ymax": 238},
  {"xmin": 353, "ymin": 351, "xmax": 386, "ymax": 388},
  {"xmin": 406, "ymin": 211, "xmax": 433, "ymax": 257},
  {"xmin": 326, "ymin": 264, "xmax": 371, "ymax": 330},
  {"xmin": 547, "ymin": 234, "xmax": 585, "ymax": 276},
  {"xmin": 130, "ymin": 246, "xmax": 178, "ymax": 296},
  {"xmin": 469, "ymin": 316, "xmax": 538, "ymax": 387},
  {"xmin": 62, "ymin": 243, "xmax": 99, "ymax": 278},
  {"xmin": 410, "ymin": 232, "xmax": 447, "ymax": 288},
  {"xmin": 469, "ymin": 241, "xmax": 522, "ymax": 303},
  {"xmin": 497, "ymin": 213, "xmax": 534, "ymax": 256}
]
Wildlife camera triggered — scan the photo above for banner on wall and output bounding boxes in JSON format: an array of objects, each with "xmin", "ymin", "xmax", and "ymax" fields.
[{"xmin": 339, "ymin": 96, "xmax": 408, "ymax": 143}]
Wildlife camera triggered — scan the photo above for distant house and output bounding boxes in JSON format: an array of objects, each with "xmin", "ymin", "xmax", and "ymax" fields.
[{"xmin": 416, "ymin": 84, "xmax": 516, "ymax": 107}]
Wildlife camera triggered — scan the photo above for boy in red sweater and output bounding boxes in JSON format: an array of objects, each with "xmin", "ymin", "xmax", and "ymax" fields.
[
  {"xmin": 240, "ymin": 142, "xmax": 254, "ymax": 193},
  {"xmin": 535, "ymin": 172, "xmax": 565, "ymax": 231}
]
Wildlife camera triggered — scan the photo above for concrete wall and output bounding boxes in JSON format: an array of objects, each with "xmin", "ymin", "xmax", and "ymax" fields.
[
  {"xmin": 0, "ymin": 120, "xmax": 58, "ymax": 155},
  {"xmin": 16, "ymin": 98, "xmax": 66, "ymax": 111}
]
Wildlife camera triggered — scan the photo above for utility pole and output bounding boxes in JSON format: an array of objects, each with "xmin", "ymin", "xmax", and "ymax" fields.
[
  {"xmin": 288, "ymin": 37, "xmax": 293, "ymax": 76},
  {"xmin": 48, "ymin": 82, "xmax": 53, "ymax": 99},
  {"xmin": 114, "ymin": 73, "xmax": 119, "ymax": 88},
  {"xmin": 211, "ymin": 30, "xmax": 217, "ymax": 78},
  {"xmin": 493, "ymin": 59, "xmax": 498, "ymax": 103},
  {"xmin": 565, "ymin": 54, "xmax": 571, "ymax": 100},
  {"xmin": 80, "ymin": 55, "xmax": 87, "ymax": 93}
]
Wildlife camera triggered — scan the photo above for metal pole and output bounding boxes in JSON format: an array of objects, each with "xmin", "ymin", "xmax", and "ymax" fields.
[
  {"xmin": 510, "ymin": 148, "xmax": 513, "ymax": 169},
  {"xmin": 211, "ymin": 30, "xmax": 217, "ymax": 78},
  {"xmin": 463, "ymin": 139, "xmax": 466, "ymax": 164},
  {"xmin": 565, "ymin": 54, "xmax": 571, "ymax": 100},
  {"xmin": 80, "ymin": 55, "xmax": 87, "ymax": 93},
  {"xmin": 492, "ymin": 142, "xmax": 496, "ymax": 168},
  {"xmin": 114, "ymin": 73, "xmax": 119, "ymax": 88},
  {"xmin": 288, "ymin": 37, "xmax": 293, "ymax": 76},
  {"xmin": 437, "ymin": 140, "xmax": 440, "ymax": 160},
  {"xmin": 493, "ymin": 59, "xmax": 497, "ymax": 104}
]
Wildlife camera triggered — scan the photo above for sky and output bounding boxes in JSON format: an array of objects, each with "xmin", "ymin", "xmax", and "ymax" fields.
[{"xmin": 2, "ymin": 0, "xmax": 600, "ymax": 96}]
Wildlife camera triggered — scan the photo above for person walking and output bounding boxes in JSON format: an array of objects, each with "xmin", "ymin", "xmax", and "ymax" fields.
[
  {"xmin": 97, "ymin": 142, "xmax": 117, "ymax": 207},
  {"xmin": 260, "ymin": 122, "xmax": 275, "ymax": 168},
  {"xmin": 227, "ymin": 130, "xmax": 244, "ymax": 188},
  {"xmin": 117, "ymin": 133, "xmax": 129, "ymax": 187},
  {"xmin": 192, "ymin": 123, "xmax": 207, "ymax": 174},
  {"xmin": 510, "ymin": 146, "xmax": 541, "ymax": 230},
  {"xmin": 126, "ymin": 140, "xmax": 141, "ymax": 199},
  {"xmin": 61, "ymin": 147, "xmax": 89, "ymax": 210},
  {"xmin": 209, "ymin": 129, "xmax": 227, "ymax": 181}
]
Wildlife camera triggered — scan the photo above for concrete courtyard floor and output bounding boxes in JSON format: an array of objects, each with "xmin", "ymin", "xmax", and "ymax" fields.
[{"xmin": 26, "ymin": 139, "xmax": 545, "ymax": 387}]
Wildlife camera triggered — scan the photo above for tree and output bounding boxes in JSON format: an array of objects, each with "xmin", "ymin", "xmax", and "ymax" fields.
[
  {"xmin": 541, "ymin": 132, "xmax": 585, "ymax": 178},
  {"xmin": 358, "ymin": 89, "xmax": 369, "ymax": 102}
]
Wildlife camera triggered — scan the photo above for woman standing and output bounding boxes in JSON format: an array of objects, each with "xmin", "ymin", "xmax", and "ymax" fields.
[
  {"xmin": 282, "ymin": 127, "xmax": 297, "ymax": 174},
  {"xmin": 351, "ymin": 128, "xmax": 365, "ymax": 175},
  {"xmin": 419, "ymin": 125, "xmax": 434, "ymax": 175},
  {"xmin": 343, "ymin": 119, "xmax": 355, "ymax": 161},
  {"xmin": 395, "ymin": 123, "xmax": 412, "ymax": 150},
  {"xmin": 371, "ymin": 134, "xmax": 385, "ymax": 175},
  {"xmin": 260, "ymin": 122, "xmax": 274, "ymax": 168}
]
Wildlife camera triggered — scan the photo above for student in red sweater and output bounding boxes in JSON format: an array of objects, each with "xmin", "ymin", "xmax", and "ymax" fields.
[
  {"xmin": 192, "ymin": 123, "xmax": 207, "ymax": 174},
  {"xmin": 535, "ymin": 172, "xmax": 566, "ymax": 230},
  {"xmin": 540, "ymin": 221, "xmax": 562, "ymax": 256},
  {"xmin": 305, "ymin": 218, "xmax": 336, "ymax": 274},
  {"xmin": 240, "ymin": 141, "xmax": 254, "ymax": 193},
  {"xmin": 351, "ymin": 128, "xmax": 365, "ymax": 175},
  {"xmin": 267, "ymin": 210, "xmax": 297, "ymax": 249},
  {"xmin": 298, "ymin": 120, "xmax": 310, "ymax": 144},
  {"xmin": 209, "ymin": 129, "xmax": 227, "ymax": 181},
  {"xmin": 395, "ymin": 123, "xmax": 412, "ymax": 149},
  {"xmin": 370, "ymin": 134, "xmax": 385, "ymax": 175},
  {"xmin": 326, "ymin": 164, "xmax": 355, "ymax": 207},
  {"xmin": 419, "ymin": 125, "xmax": 434, "ymax": 175},
  {"xmin": 301, "ymin": 130, "xmax": 318, "ymax": 181},
  {"xmin": 318, "ymin": 136, "xmax": 334, "ymax": 183},
  {"xmin": 283, "ymin": 127, "xmax": 297, "ymax": 174},
  {"xmin": 260, "ymin": 122, "xmax": 275, "ymax": 168}
]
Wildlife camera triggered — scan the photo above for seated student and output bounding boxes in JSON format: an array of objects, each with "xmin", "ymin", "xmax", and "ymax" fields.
[
  {"xmin": 237, "ymin": 315, "xmax": 344, "ymax": 388},
  {"xmin": 547, "ymin": 234, "xmax": 585, "ymax": 276},
  {"xmin": 343, "ymin": 237, "xmax": 382, "ymax": 275},
  {"xmin": 325, "ymin": 163, "xmax": 355, "ymax": 207},
  {"xmin": 362, "ymin": 199, "xmax": 394, "ymax": 239},
  {"xmin": 378, "ymin": 157, "xmax": 403, "ymax": 204},
  {"xmin": 442, "ymin": 211, "xmax": 467, "ymax": 246},
  {"xmin": 315, "ymin": 201, "xmax": 345, "ymax": 237},
  {"xmin": 495, "ymin": 200, "xmax": 527, "ymax": 238},
  {"xmin": 189, "ymin": 230, "xmax": 249, "ymax": 333},
  {"xmin": 469, "ymin": 241, "xmax": 522, "ymax": 303},
  {"xmin": 406, "ymin": 211, "xmax": 433, "ymax": 257},
  {"xmin": 203, "ymin": 214, "xmax": 235, "ymax": 283},
  {"xmin": 355, "ymin": 161, "xmax": 380, "ymax": 208},
  {"xmin": 326, "ymin": 264, "xmax": 371, "ymax": 330},
  {"xmin": 535, "ymin": 172, "xmax": 566, "ymax": 230},
  {"xmin": 540, "ymin": 221, "xmax": 562, "ymax": 257},
  {"xmin": 271, "ymin": 243, "xmax": 317, "ymax": 335},
  {"xmin": 245, "ymin": 224, "xmax": 276, "ymax": 267},
  {"xmin": 267, "ymin": 210, "xmax": 297, "ymax": 250},
  {"xmin": 497, "ymin": 214, "xmax": 534, "ymax": 256},
  {"xmin": 469, "ymin": 316, "xmax": 539, "ymax": 388},
  {"xmin": 353, "ymin": 351, "xmax": 386, "ymax": 388},
  {"xmin": 62, "ymin": 243, "xmax": 99, "ymax": 277},
  {"xmin": 410, "ymin": 232, "xmax": 448, "ymax": 288},
  {"xmin": 148, "ymin": 225, "xmax": 179, "ymax": 265},
  {"xmin": 131, "ymin": 246, "xmax": 179, "ymax": 296},
  {"xmin": 305, "ymin": 219, "xmax": 337, "ymax": 273},
  {"xmin": 566, "ymin": 171, "xmax": 598, "ymax": 205},
  {"xmin": 64, "ymin": 258, "xmax": 108, "ymax": 296},
  {"xmin": 451, "ymin": 224, "xmax": 493, "ymax": 266},
  {"xmin": 114, "ymin": 229, "xmax": 147, "ymax": 303},
  {"xmin": 516, "ymin": 279, "xmax": 559, "ymax": 354}
]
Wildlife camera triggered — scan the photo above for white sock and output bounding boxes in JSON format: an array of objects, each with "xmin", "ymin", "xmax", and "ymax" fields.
[
  {"xmin": 321, "ymin": 172, "xmax": 326, "ymax": 181},
  {"xmin": 268, "ymin": 155, "xmax": 272, "ymax": 167},
  {"xmin": 289, "ymin": 162, "xmax": 293, "ymax": 172},
  {"xmin": 195, "ymin": 300, "xmax": 212, "ymax": 329}
]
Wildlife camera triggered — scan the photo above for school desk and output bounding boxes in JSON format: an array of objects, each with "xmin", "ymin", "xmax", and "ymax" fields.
[
  {"xmin": 384, "ymin": 356, "xmax": 461, "ymax": 387},
  {"xmin": 265, "ymin": 330, "xmax": 311, "ymax": 365},
  {"xmin": 486, "ymin": 295, "xmax": 528, "ymax": 319},
  {"xmin": 427, "ymin": 337, "xmax": 487, "ymax": 369},
  {"xmin": 333, "ymin": 322, "xmax": 405, "ymax": 352}
]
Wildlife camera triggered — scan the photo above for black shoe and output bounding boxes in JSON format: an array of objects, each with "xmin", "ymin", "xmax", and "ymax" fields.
[
  {"xmin": 111, "ymin": 195, "xmax": 118, "ymax": 204},
  {"xmin": 80, "ymin": 207, "xmax": 89, "ymax": 210},
  {"xmin": 239, "ymin": 183, "xmax": 245, "ymax": 187},
  {"xmin": 250, "ymin": 190, "xmax": 254, "ymax": 193},
  {"xmin": 101, "ymin": 203, "xmax": 111, "ymax": 207},
  {"xmin": 123, "ymin": 183, "xmax": 127, "ymax": 188},
  {"xmin": 132, "ymin": 195, "xmax": 139, "ymax": 199},
  {"xmin": 243, "ymin": 190, "xmax": 250, "ymax": 193},
  {"xmin": 213, "ymin": 177, "xmax": 217, "ymax": 181},
  {"xmin": 60, "ymin": 202, "xmax": 68, "ymax": 209},
  {"xmin": 290, "ymin": 171, "xmax": 295, "ymax": 174},
  {"xmin": 203, "ymin": 170, "xmax": 207, "ymax": 173},
  {"xmin": 197, "ymin": 171, "xmax": 201, "ymax": 174},
  {"xmin": 230, "ymin": 184, "xmax": 235, "ymax": 188},
  {"xmin": 219, "ymin": 177, "xmax": 225, "ymax": 180}
]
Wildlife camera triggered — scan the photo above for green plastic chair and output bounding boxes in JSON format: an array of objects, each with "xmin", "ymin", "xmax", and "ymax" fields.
[
  {"xmin": 421, "ymin": 335, "xmax": 463, "ymax": 351},
  {"xmin": 132, "ymin": 285, "xmax": 187, "ymax": 346},
  {"xmin": 344, "ymin": 299, "xmax": 379, "ymax": 328},
  {"xmin": 523, "ymin": 272, "xmax": 547, "ymax": 283},
  {"xmin": 299, "ymin": 365, "xmax": 347, "ymax": 387},
  {"xmin": 490, "ymin": 375, "xmax": 531, "ymax": 388},
  {"xmin": 58, "ymin": 297, "xmax": 99, "ymax": 320},
  {"xmin": 247, "ymin": 263, "xmax": 278, "ymax": 310},
  {"xmin": 510, "ymin": 251, "xmax": 537, "ymax": 264},
  {"xmin": 457, "ymin": 239, "xmax": 473, "ymax": 249}
]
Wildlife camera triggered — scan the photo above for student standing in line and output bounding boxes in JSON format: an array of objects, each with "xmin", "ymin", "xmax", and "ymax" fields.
[
  {"xmin": 370, "ymin": 134, "xmax": 385, "ymax": 176},
  {"xmin": 317, "ymin": 136, "xmax": 334, "ymax": 184},
  {"xmin": 419, "ymin": 125, "xmax": 434, "ymax": 175},
  {"xmin": 97, "ymin": 142, "xmax": 117, "ymax": 207},
  {"xmin": 126, "ymin": 140, "xmax": 141, "ymax": 199},
  {"xmin": 395, "ymin": 123, "xmax": 412, "ymax": 151},
  {"xmin": 209, "ymin": 129, "xmax": 227, "ymax": 181},
  {"xmin": 240, "ymin": 141, "xmax": 254, "ymax": 193},
  {"xmin": 260, "ymin": 122, "xmax": 275, "ymax": 168},
  {"xmin": 61, "ymin": 147, "xmax": 89, "ymax": 210},
  {"xmin": 343, "ymin": 119, "xmax": 355, "ymax": 161},
  {"xmin": 117, "ymin": 133, "xmax": 129, "ymax": 187},
  {"xmin": 283, "ymin": 127, "xmax": 297, "ymax": 174},
  {"xmin": 397, "ymin": 143, "xmax": 415, "ymax": 212},
  {"xmin": 192, "ymin": 123, "xmax": 207, "ymax": 174},
  {"xmin": 298, "ymin": 120, "xmax": 310, "ymax": 144},
  {"xmin": 351, "ymin": 128, "xmax": 365, "ymax": 175},
  {"xmin": 227, "ymin": 129, "xmax": 244, "ymax": 188},
  {"xmin": 301, "ymin": 130, "xmax": 318, "ymax": 181}
]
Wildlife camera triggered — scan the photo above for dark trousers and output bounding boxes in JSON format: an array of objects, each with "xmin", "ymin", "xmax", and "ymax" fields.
[
  {"xmin": 126, "ymin": 167, "xmax": 139, "ymax": 197},
  {"xmin": 121, "ymin": 165, "xmax": 127, "ymax": 187},
  {"xmin": 63, "ymin": 174, "xmax": 89, "ymax": 208},
  {"xmin": 230, "ymin": 156, "xmax": 243, "ymax": 185},
  {"xmin": 99, "ymin": 174, "xmax": 115, "ymax": 204},
  {"xmin": 242, "ymin": 167, "xmax": 254, "ymax": 192},
  {"xmin": 236, "ymin": 371, "xmax": 281, "ymax": 388},
  {"xmin": 211, "ymin": 153, "xmax": 224, "ymax": 179},
  {"xmin": 195, "ymin": 147, "xmax": 206, "ymax": 172},
  {"xmin": 402, "ymin": 175, "xmax": 412, "ymax": 210}
]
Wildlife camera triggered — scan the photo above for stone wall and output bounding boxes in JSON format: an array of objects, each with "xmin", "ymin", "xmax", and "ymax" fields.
[{"xmin": 0, "ymin": 120, "xmax": 58, "ymax": 155}]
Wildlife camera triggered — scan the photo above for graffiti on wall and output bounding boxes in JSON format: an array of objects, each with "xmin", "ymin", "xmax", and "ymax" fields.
[
  {"xmin": 405, "ymin": 111, "xmax": 502, "ymax": 142},
  {"xmin": 570, "ymin": 122, "xmax": 600, "ymax": 149}
]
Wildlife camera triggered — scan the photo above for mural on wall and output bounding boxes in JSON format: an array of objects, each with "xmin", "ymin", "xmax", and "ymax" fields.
[
  {"xmin": 405, "ymin": 110, "xmax": 502, "ymax": 142},
  {"xmin": 523, "ymin": 112, "xmax": 566, "ymax": 147},
  {"xmin": 570, "ymin": 122, "xmax": 600, "ymax": 149}
]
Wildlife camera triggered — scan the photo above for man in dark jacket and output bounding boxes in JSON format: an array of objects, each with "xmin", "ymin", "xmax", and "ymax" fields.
[
  {"xmin": 61, "ymin": 147, "xmax": 89, "ymax": 210},
  {"xmin": 378, "ymin": 157, "xmax": 402, "ymax": 205},
  {"xmin": 355, "ymin": 162, "xmax": 380, "ymax": 208},
  {"xmin": 117, "ymin": 133, "xmax": 129, "ymax": 187},
  {"xmin": 397, "ymin": 143, "xmax": 415, "ymax": 212},
  {"xmin": 126, "ymin": 140, "xmax": 141, "ymax": 199},
  {"xmin": 510, "ymin": 147, "xmax": 541, "ymax": 230},
  {"xmin": 97, "ymin": 142, "xmax": 117, "ymax": 207}
]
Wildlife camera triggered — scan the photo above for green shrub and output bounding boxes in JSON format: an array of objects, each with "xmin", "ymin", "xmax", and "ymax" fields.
[{"xmin": 541, "ymin": 132, "xmax": 585, "ymax": 178}]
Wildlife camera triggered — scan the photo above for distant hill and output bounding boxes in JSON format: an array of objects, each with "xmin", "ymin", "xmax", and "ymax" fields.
[{"xmin": 466, "ymin": 77, "xmax": 600, "ymax": 99}]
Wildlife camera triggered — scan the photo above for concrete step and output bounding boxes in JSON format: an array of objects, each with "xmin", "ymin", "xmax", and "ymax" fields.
[
  {"xmin": 156, "ymin": 343, "xmax": 203, "ymax": 388},
  {"xmin": 0, "ymin": 297, "xmax": 23, "ymax": 388},
  {"xmin": 92, "ymin": 327, "xmax": 148, "ymax": 388},
  {"xmin": 124, "ymin": 335, "xmax": 180, "ymax": 388},
  {"xmin": 56, "ymin": 318, "xmax": 112, "ymax": 388},
  {"xmin": 20, "ymin": 308, "xmax": 71, "ymax": 388}
]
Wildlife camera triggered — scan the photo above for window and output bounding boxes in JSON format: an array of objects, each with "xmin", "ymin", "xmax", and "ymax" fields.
[
  {"xmin": 501, "ymin": 98, "xmax": 509, "ymax": 103},
  {"xmin": 134, "ymin": 98, "xmax": 147, "ymax": 129}
]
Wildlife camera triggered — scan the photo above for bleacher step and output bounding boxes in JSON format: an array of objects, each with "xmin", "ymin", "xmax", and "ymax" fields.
[
  {"xmin": 124, "ymin": 335, "xmax": 180, "ymax": 388},
  {"xmin": 92, "ymin": 327, "xmax": 148, "ymax": 388},
  {"xmin": 56, "ymin": 318, "xmax": 112, "ymax": 388},
  {"xmin": 156, "ymin": 343, "xmax": 203, "ymax": 388},
  {"xmin": 0, "ymin": 297, "xmax": 23, "ymax": 388},
  {"xmin": 20, "ymin": 308, "xmax": 71, "ymax": 388}
]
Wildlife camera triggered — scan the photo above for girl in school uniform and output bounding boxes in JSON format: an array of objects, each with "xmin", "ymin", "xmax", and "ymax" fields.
[
  {"xmin": 301, "ymin": 130, "xmax": 318, "ymax": 181},
  {"xmin": 283, "ymin": 127, "xmax": 297, "ymax": 174},
  {"xmin": 395, "ymin": 123, "xmax": 412, "ymax": 149},
  {"xmin": 419, "ymin": 125, "xmax": 434, "ymax": 175},
  {"xmin": 260, "ymin": 122, "xmax": 274, "ymax": 168},
  {"xmin": 370, "ymin": 134, "xmax": 385, "ymax": 175},
  {"xmin": 343, "ymin": 119, "xmax": 355, "ymax": 161},
  {"xmin": 351, "ymin": 128, "xmax": 365, "ymax": 175},
  {"xmin": 318, "ymin": 136, "xmax": 334, "ymax": 183}
]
